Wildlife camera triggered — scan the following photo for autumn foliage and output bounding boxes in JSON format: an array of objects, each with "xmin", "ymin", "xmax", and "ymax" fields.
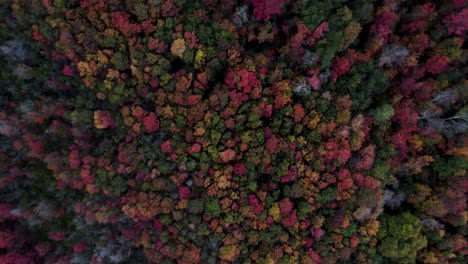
[{"xmin": 0, "ymin": 0, "xmax": 466, "ymax": 263}]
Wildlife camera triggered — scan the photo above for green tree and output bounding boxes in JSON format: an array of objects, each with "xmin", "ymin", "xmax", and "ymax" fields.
[
  {"xmin": 377, "ymin": 212, "xmax": 428, "ymax": 263},
  {"xmin": 336, "ymin": 62, "xmax": 389, "ymax": 111},
  {"xmin": 204, "ymin": 197, "xmax": 221, "ymax": 217},
  {"xmin": 371, "ymin": 104, "xmax": 395, "ymax": 125}
]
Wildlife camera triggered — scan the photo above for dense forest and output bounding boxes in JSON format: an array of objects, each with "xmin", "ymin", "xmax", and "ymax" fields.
[{"xmin": 0, "ymin": 0, "xmax": 466, "ymax": 263}]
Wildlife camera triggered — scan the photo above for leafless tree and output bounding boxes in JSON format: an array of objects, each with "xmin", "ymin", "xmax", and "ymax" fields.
[
  {"xmin": 318, "ymin": 67, "xmax": 330, "ymax": 83},
  {"xmin": 293, "ymin": 79, "xmax": 312, "ymax": 96},
  {"xmin": 303, "ymin": 50, "xmax": 319, "ymax": 67},
  {"xmin": 421, "ymin": 218, "xmax": 444, "ymax": 230},
  {"xmin": 233, "ymin": 5, "xmax": 248, "ymax": 28},
  {"xmin": 419, "ymin": 109, "xmax": 468, "ymax": 137},
  {"xmin": 383, "ymin": 189, "xmax": 405, "ymax": 209},
  {"xmin": 0, "ymin": 39, "xmax": 28, "ymax": 62},
  {"xmin": 378, "ymin": 43, "xmax": 409, "ymax": 67},
  {"xmin": 432, "ymin": 90, "xmax": 458, "ymax": 108}
]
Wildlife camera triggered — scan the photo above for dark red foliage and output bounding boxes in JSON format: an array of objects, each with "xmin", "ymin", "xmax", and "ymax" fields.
[
  {"xmin": 0, "ymin": 252, "xmax": 35, "ymax": 264},
  {"xmin": 48, "ymin": 231, "xmax": 65, "ymax": 241},
  {"xmin": 184, "ymin": 31, "xmax": 199, "ymax": 49},
  {"xmin": 312, "ymin": 22, "xmax": 329, "ymax": 40},
  {"xmin": 148, "ymin": 37, "xmax": 168, "ymax": 52},
  {"xmin": 161, "ymin": 140, "xmax": 172, "ymax": 153},
  {"xmin": 143, "ymin": 112, "xmax": 160, "ymax": 133},
  {"xmin": 62, "ymin": 65, "xmax": 74, "ymax": 77},
  {"xmin": 337, "ymin": 168, "xmax": 350, "ymax": 181},
  {"xmin": 389, "ymin": 129, "xmax": 413, "ymax": 163},
  {"xmin": 141, "ymin": 20, "xmax": 155, "ymax": 35},
  {"xmin": 407, "ymin": 33, "xmax": 430, "ymax": 56},
  {"xmin": 331, "ymin": 56, "xmax": 353, "ymax": 81},
  {"xmin": 249, "ymin": 195, "xmax": 264, "ymax": 214},
  {"xmin": 0, "ymin": 231, "xmax": 16, "ymax": 249},
  {"xmin": 310, "ymin": 227, "xmax": 325, "ymax": 240},
  {"xmin": 391, "ymin": 100, "xmax": 419, "ymax": 130},
  {"xmin": 80, "ymin": 0, "xmax": 105, "ymax": 10},
  {"xmin": 425, "ymin": 54, "xmax": 450, "ymax": 75},
  {"xmin": 266, "ymin": 135, "xmax": 280, "ymax": 154},
  {"xmin": 337, "ymin": 178, "xmax": 354, "ymax": 191},
  {"xmin": 281, "ymin": 209, "xmax": 297, "ymax": 227},
  {"xmin": 73, "ymin": 242, "xmax": 88, "ymax": 253},
  {"xmin": 259, "ymin": 102, "xmax": 273, "ymax": 118},
  {"xmin": 111, "ymin": 12, "xmax": 141, "ymax": 37},
  {"xmin": 289, "ymin": 21, "xmax": 313, "ymax": 49},
  {"xmin": 251, "ymin": 0, "xmax": 286, "ymax": 21},
  {"xmin": 189, "ymin": 143, "xmax": 202, "ymax": 154},
  {"xmin": 322, "ymin": 139, "xmax": 351, "ymax": 165},
  {"xmin": 68, "ymin": 149, "xmax": 81, "ymax": 169},
  {"xmin": 233, "ymin": 163, "xmax": 246, "ymax": 176},
  {"xmin": 32, "ymin": 30, "xmax": 44, "ymax": 42},
  {"xmin": 178, "ymin": 186, "xmax": 192, "ymax": 199},
  {"xmin": 443, "ymin": 8, "xmax": 468, "ymax": 36},
  {"xmin": 161, "ymin": 0, "xmax": 179, "ymax": 17},
  {"xmin": 370, "ymin": 9, "xmax": 399, "ymax": 43},
  {"xmin": 355, "ymin": 145, "xmax": 375, "ymax": 170},
  {"xmin": 414, "ymin": 79, "xmax": 435, "ymax": 101}
]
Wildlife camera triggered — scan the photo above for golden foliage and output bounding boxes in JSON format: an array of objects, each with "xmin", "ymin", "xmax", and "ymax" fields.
[{"xmin": 218, "ymin": 244, "xmax": 241, "ymax": 261}]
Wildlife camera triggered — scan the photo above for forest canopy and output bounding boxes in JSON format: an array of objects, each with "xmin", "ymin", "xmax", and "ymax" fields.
[{"xmin": 0, "ymin": 0, "xmax": 466, "ymax": 263}]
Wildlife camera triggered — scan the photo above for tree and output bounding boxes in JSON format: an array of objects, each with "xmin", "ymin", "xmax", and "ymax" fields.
[
  {"xmin": 425, "ymin": 54, "xmax": 450, "ymax": 75},
  {"xmin": 378, "ymin": 44, "xmax": 408, "ymax": 67},
  {"xmin": 233, "ymin": 5, "xmax": 249, "ymax": 27},
  {"xmin": 252, "ymin": 0, "xmax": 286, "ymax": 22},
  {"xmin": 419, "ymin": 108, "xmax": 468, "ymax": 137},
  {"xmin": 143, "ymin": 112, "xmax": 160, "ymax": 133},
  {"xmin": 93, "ymin": 110, "xmax": 114, "ymax": 129},
  {"xmin": 443, "ymin": 8, "xmax": 468, "ymax": 36},
  {"xmin": 293, "ymin": 80, "xmax": 312, "ymax": 97},
  {"xmin": 205, "ymin": 197, "xmax": 221, "ymax": 217},
  {"xmin": 336, "ymin": 62, "xmax": 389, "ymax": 111},
  {"xmin": 432, "ymin": 90, "xmax": 458, "ymax": 108},
  {"xmin": 371, "ymin": 104, "xmax": 394, "ymax": 125},
  {"xmin": 382, "ymin": 190, "xmax": 405, "ymax": 209},
  {"xmin": 377, "ymin": 212, "xmax": 428, "ymax": 263}
]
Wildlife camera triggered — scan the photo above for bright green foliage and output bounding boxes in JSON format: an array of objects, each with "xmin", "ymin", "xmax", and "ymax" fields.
[
  {"xmin": 371, "ymin": 104, "xmax": 395, "ymax": 125},
  {"xmin": 377, "ymin": 212, "xmax": 428, "ymax": 263},
  {"xmin": 204, "ymin": 197, "xmax": 221, "ymax": 217}
]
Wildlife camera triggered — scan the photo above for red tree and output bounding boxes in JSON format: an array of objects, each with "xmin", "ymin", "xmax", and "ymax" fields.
[{"xmin": 252, "ymin": 0, "xmax": 286, "ymax": 21}]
